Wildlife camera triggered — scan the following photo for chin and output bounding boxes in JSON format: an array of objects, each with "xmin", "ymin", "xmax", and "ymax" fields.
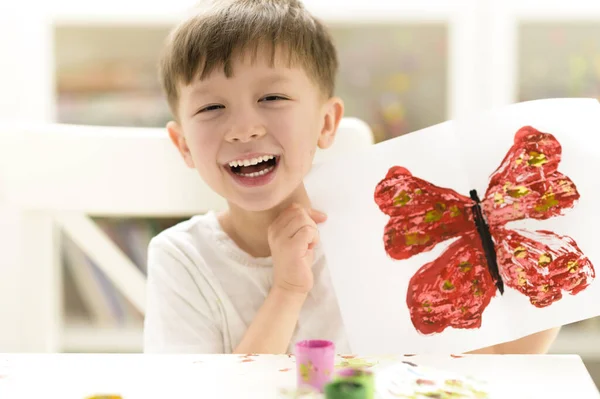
[{"xmin": 230, "ymin": 193, "xmax": 288, "ymax": 213}]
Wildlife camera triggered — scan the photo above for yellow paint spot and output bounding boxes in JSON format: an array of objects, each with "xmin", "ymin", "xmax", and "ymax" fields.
[
  {"xmin": 337, "ymin": 358, "xmax": 378, "ymax": 369},
  {"xmin": 472, "ymin": 279, "xmax": 482, "ymax": 296},
  {"xmin": 535, "ymin": 193, "xmax": 559, "ymax": 212},
  {"xmin": 517, "ymin": 268, "xmax": 527, "ymax": 286},
  {"xmin": 425, "ymin": 209, "xmax": 443, "ymax": 223},
  {"xmin": 405, "ymin": 233, "xmax": 430, "ymax": 246},
  {"xmin": 494, "ymin": 192, "xmax": 504, "ymax": 204},
  {"xmin": 450, "ymin": 205, "xmax": 461, "ymax": 217},
  {"xmin": 528, "ymin": 151, "xmax": 548, "ymax": 167},
  {"xmin": 393, "ymin": 190, "xmax": 411, "ymax": 206},
  {"xmin": 540, "ymin": 284, "xmax": 550, "ymax": 293},
  {"xmin": 567, "ymin": 260, "xmax": 579, "ymax": 273},
  {"xmin": 538, "ymin": 253, "xmax": 552, "ymax": 267},
  {"xmin": 516, "ymin": 155, "xmax": 524, "ymax": 165},
  {"xmin": 414, "ymin": 188, "xmax": 423, "ymax": 195},
  {"xmin": 442, "ymin": 280, "xmax": 455, "ymax": 290},
  {"xmin": 507, "ymin": 186, "xmax": 530, "ymax": 198},
  {"xmin": 514, "ymin": 246, "xmax": 527, "ymax": 258},
  {"xmin": 299, "ymin": 362, "xmax": 313, "ymax": 382},
  {"xmin": 556, "ymin": 180, "xmax": 575, "ymax": 195},
  {"xmin": 459, "ymin": 261, "xmax": 472, "ymax": 272},
  {"xmin": 423, "ymin": 301, "xmax": 432, "ymax": 313}
]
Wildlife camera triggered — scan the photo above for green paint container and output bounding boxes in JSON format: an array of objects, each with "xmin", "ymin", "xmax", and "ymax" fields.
[
  {"xmin": 324, "ymin": 380, "xmax": 367, "ymax": 399},
  {"xmin": 334, "ymin": 368, "xmax": 374, "ymax": 399}
]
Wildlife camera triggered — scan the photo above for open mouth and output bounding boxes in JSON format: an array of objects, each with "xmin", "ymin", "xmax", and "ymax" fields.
[{"xmin": 228, "ymin": 154, "xmax": 279, "ymax": 177}]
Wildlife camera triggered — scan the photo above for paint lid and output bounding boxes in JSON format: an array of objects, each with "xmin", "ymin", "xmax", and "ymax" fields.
[{"xmin": 324, "ymin": 380, "xmax": 367, "ymax": 399}]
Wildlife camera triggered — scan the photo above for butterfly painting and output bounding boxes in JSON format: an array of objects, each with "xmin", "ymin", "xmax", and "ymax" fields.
[{"xmin": 374, "ymin": 126, "xmax": 595, "ymax": 335}]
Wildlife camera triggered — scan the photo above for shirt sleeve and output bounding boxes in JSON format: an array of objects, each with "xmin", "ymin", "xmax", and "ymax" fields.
[{"xmin": 143, "ymin": 236, "xmax": 224, "ymax": 354}]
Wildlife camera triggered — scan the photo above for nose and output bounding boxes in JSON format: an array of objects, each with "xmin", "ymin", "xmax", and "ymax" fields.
[{"xmin": 224, "ymin": 118, "xmax": 267, "ymax": 143}]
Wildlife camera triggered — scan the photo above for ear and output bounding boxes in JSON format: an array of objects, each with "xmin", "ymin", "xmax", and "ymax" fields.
[
  {"xmin": 167, "ymin": 120, "xmax": 195, "ymax": 168},
  {"xmin": 317, "ymin": 96, "xmax": 344, "ymax": 149}
]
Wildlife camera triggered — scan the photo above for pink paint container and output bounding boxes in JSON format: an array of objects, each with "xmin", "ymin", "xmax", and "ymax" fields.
[{"xmin": 294, "ymin": 339, "xmax": 335, "ymax": 392}]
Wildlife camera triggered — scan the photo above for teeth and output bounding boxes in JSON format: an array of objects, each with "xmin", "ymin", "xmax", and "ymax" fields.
[
  {"xmin": 229, "ymin": 155, "xmax": 275, "ymax": 168},
  {"xmin": 238, "ymin": 166, "xmax": 275, "ymax": 177}
]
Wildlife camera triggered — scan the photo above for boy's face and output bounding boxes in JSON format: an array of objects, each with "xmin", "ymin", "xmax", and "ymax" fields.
[{"xmin": 168, "ymin": 47, "xmax": 344, "ymax": 212}]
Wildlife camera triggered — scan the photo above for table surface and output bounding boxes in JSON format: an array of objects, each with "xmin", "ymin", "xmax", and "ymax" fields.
[{"xmin": 0, "ymin": 353, "xmax": 598, "ymax": 399}]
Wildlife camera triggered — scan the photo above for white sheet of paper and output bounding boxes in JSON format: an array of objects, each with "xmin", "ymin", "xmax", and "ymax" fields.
[{"xmin": 305, "ymin": 98, "xmax": 600, "ymax": 354}]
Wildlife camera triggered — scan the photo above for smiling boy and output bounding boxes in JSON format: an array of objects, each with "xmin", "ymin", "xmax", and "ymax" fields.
[
  {"xmin": 143, "ymin": 0, "xmax": 348, "ymax": 354},
  {"xmin": 143, "ymin": 0, "xmax": 560, "ymax": 354}
]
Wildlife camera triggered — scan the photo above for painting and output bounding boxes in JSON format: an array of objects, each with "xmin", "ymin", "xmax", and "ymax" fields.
[
  {"xmin": 305, "ymin": 98, "xmax": 600, "ymax": 353},
  {"xmin": 374, "ymin": 126, "xmax": 595, "ymax": 335}
]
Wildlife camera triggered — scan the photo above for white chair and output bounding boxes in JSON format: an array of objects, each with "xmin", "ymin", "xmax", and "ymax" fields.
[{"xmin": 0, "ymin": 117, "xmax": 373, "ymax": 352}]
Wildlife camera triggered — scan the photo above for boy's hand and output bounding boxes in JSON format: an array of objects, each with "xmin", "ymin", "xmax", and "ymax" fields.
[{"xmin": 268, "ymin": 203, "xmax": 327, "ymax": 295}]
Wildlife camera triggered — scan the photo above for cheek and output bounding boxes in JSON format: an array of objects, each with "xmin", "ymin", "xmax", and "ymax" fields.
[
  {"xmin": 184, "ymin": 129, "xmax": 220, "ymax": 168},
  {"xmin": 275, "ymin": 108, "xmax": 320, "ymax": 146},
  {"xmin": 283, "ymin": 131, "xmax": 319, "ymax": 173}
]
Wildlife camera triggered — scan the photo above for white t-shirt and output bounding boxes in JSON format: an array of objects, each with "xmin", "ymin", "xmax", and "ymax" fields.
[{"xmin": 143, "ymin": 211, "xmax": 350, "ymax": 354}]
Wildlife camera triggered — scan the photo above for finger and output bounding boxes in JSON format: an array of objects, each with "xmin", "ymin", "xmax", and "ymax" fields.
[
  {"xmin": 290, "ymin": 224, "xmax": 319, "ymax": 248},
  {"xmin": 293, "ymin": 225, "xmax": 320, "ymax": 257},
  {"xmin": 279, "ymin": 204, "xmax": 320, "ymax": 234},
  {"xmin": 269, "ymin": 204, "xmax": 304, "ymax": 234},
  {"xmin": 307, "ymin": 231, "xmax": 320, "ymax": 249},
  {"xmin": 284, "ymin": 210, "xmax": 317, "ymax": 238},
  {"xmin": 307, "ymin": 208, "xmax": 327, "ymax": 224}
]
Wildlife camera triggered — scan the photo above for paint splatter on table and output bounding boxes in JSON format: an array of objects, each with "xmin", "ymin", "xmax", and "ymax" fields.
[{"xmin": 0, "ymin": 354, "xmax": 594, "ymax": 399}]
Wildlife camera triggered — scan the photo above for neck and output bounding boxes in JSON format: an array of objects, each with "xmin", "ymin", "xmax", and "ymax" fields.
[{"xmin": 218, "ymin": 184, "xmax": 312, "ymax": 258}]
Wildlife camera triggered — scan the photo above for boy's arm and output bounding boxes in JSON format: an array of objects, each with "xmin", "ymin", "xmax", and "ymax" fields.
[
  {"xmin": 233, "ymin": 288, "xmax": 306, "ymax": 354},
  {"xmin": 467, "ymin": 327, "xmax": 561, "ymax": 354},
  {"xmin": 234, "ymin": 205, "xmax": 326, "ymax": 354}
]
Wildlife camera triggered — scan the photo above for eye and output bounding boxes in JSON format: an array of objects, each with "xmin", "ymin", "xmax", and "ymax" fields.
[
  {"xmin": 259, "ymin": 95, "xmax": 288, "ymax": 102},
  {"xmin": 197, "ymin": 104, "xmax": 224, "ymax": 114}
]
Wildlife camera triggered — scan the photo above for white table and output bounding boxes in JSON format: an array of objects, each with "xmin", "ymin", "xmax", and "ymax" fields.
[{"xmin": 0, "ymin": 354, "xmax": 598, "ymax": 398}]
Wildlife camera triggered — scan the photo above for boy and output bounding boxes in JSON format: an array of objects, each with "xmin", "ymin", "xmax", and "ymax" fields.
[{"xmin": 143, "ymin": 0, "xmax": 560, "ymax": 354}]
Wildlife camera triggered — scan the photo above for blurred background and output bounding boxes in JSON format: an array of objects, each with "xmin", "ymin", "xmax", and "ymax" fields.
[{"xmin": 1, "ymin": 0, "xmax": 600, "ymax": 387}]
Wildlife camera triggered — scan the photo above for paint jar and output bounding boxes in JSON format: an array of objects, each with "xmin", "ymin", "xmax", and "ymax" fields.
[
  {"xmin": 294, "ymin": 339, "xmax": 335, "ymax": 393},
  {"xmin": 334, "ymin": 368, "xmax": 374, "ymax": 399},
  {"xmin": 324, "ymin": 380, "xmax": 367, "ymax": 399}
]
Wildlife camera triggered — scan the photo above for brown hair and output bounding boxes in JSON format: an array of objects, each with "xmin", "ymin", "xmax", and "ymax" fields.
[{"xmin": 159, "ymin": 0, "xmax": 338, "ymax": 117}]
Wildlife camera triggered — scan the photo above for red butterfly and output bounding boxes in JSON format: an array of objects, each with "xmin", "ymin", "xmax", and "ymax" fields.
[{"xmin": 374, "ymin": 126, "xmax": 595, "ymax": 335}]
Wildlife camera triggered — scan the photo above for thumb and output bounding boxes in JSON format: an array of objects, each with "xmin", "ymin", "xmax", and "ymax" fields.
[{"xmin": 308, "ymin": 208, "xmax": 327, "ymax": 224}]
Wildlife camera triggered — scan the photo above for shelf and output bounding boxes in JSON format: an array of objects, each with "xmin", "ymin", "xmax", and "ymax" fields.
[
  {"xmin": 330, "ymin": 23, "xmax": 448, "ymax": 141},
  {"xmin": 517, "ymin": 22, "xmax": 600, "ymax": 102},
  {"xmin": 62, "ymin": 320, "xmax": 142, "ymax": 353}
]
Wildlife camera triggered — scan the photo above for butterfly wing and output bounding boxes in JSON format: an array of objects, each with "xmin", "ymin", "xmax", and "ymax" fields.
[
  {"xmin": 406, "ymin": 233, "xmax": 497, "ymax": 334},
  {"xmin": 493, "ymin": 227, "xmax": 595, "ymax": 307},
  {"xmin": 375, "ymin": 166, "xmax": 475, "ymax": 260},
  {"xmin": 482, "ymin": 126, "xmax": 580, "ymax": 226}
]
